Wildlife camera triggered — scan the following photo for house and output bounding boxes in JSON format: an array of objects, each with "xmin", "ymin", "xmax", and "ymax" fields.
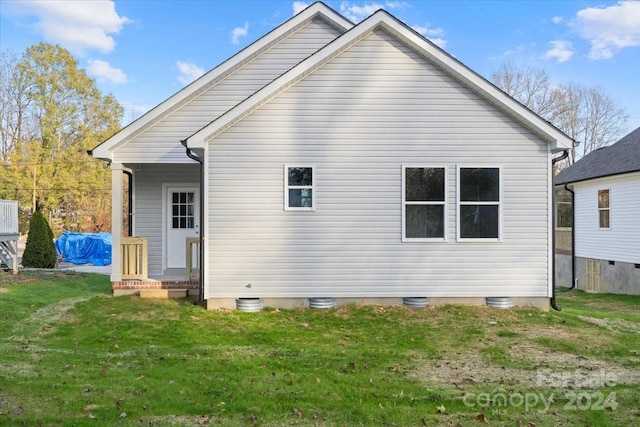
[
  {"xmin": 0, "ymin": 199, "xmax": 19, "ymax": 274},
  {"xmin": 555, "ymin": 127, "xmax": 640, "ymax": 295},
  {"xmin": 90, "ymin": 2, "xmax": 573, "ymax": 310}
]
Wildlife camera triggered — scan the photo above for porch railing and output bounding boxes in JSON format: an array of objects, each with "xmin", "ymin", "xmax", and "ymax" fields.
[
  {"xmin": 555, "ymin": 227, "xmax": 572, "ymax": 251},
  {"xmin": 121, "ymin": 237, "xmax": 148, "ymax": 280},
  {"xmin": 0, "ymin": 200, "xmax": 18, "ymax": 236},
  {"xmin": 0, "ymin": 200, "xmax": 19, "ymax": 273},
  {"xmin": 186, "ymin": 237, "xmax": 200, "ymax": 280}
]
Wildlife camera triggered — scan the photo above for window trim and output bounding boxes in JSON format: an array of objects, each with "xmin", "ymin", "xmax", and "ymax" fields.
[
  {"xmin": 456, "ymin": 166, "xmax": 502, "ymax": 242},
  {"xmin": 597, "ymin": 188, "xmax": 610, "ymax": 230},
  {"xmin": 401, "ymin": 165, "xmax": 448, "ymax": 242},
  {"xmin": 284, "ymin": 165, "xmax": 315, "ymax": 211}
]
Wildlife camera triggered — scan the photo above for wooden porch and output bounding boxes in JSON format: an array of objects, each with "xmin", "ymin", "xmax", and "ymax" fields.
[
  {"xmin": 113, "ymin": 236, "xmax": 200, "ymax": 296},
  {"xmin": 0, "ymin": 200, "xmax": 19, "ymax": 274}
]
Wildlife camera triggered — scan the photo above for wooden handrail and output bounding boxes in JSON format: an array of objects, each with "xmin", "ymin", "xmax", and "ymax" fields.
[{"xmin": 121, "ymin": 237, "xmax": 148, "ymax": 280}]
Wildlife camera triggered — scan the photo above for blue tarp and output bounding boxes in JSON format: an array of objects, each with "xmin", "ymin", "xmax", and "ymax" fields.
[{"xmin": 55, "ymin": 231, "xmax": 112, "ymax": 266}]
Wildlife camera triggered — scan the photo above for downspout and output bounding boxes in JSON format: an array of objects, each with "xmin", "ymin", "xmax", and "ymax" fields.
[
  {"xmin": 123, "ymin": 170, "xmax": 133, "ymax": 237},
  {"xmin": 564, "ymin": 184, "xmax": 576, "ymax": 289},
  {"xmin": 551, "ymin": 150, "xmax": 569, "ymax": 311},
  {"xmin": 181, "ymin": 139, "xmax": 205, "ymax": 305}
]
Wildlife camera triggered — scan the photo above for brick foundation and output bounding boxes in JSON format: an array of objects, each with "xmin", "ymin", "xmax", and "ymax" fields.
[{"xmin": 112, "ymin": 280, "xmax": 199, "ymax": 296}]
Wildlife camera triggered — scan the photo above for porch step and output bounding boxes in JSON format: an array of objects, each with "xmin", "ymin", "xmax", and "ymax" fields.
[
  {"xmin": 0, "ymin": 240, "xmax": 18, "ymax": 273},
  {"xmin": 140, "ymin": 289, "xmax": 188, "ymax": 299}
]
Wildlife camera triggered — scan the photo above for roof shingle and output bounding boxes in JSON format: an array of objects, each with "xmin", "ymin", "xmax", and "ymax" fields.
[{"xmin": 555, "ymin": 127, "xmax": 640, "ymax": 185}]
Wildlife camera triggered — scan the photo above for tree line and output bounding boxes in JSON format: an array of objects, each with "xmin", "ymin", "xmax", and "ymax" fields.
[
  {"xmin": 1, "ymin": 43, "xmax": 123, "ymax": 233},
  {"xmin": 492, "ymin": 62, "xmax": 628, "ymax": 165},
  {"xmin": 0, "ymin": 44, "xmax": 629, "ymax": 235}
]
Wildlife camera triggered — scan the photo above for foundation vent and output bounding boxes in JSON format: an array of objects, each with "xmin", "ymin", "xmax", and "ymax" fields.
[
  {"xmin": 308, "ymin": 297, "xmax": 337, "ymax": 309},
  {"xmin": 403, "ymin": 297, "xmax": 429, "ymax": 308},
  {"xmin": 236, "ymin": 298, "xmax": 263, "ymax": 312},
  {"xmin": 486, "ymin": 297, "xmax": 513, "ymax": 309}
]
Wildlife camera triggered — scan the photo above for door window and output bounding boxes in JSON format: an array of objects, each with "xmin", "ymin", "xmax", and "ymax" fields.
[{"xmin": 172, "ymin": 192, "xmax": 195, "ymax": 229}]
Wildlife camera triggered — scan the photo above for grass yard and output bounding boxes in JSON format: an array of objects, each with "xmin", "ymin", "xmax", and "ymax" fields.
[{"xmin": 0, "ymin": 271, "xmax": 638, "ymax": 426}]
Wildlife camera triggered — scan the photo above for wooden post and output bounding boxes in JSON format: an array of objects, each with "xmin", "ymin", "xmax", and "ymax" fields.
[
  {"xmin": 186, "ymin": 237, "xmax": 199, "ymax": 280},
  {"xmin": 111, "ymin": 163, "xmax": 124, "ymax": 281}
]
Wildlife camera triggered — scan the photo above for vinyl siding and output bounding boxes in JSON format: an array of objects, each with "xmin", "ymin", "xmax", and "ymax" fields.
[
  {"xmin": 573, "ymin": 173, "xmax": 640, "ymax": 263},
  {"xmin": 205, "ymin": 29, "xmax": 551, "ymax": 299},
  {"xmin": 133, "ymin": 164, "xmax": 199, "ymax": 275},
  {"xmin": 113, "ymin": 18, "xmax": 344, "ymax": 163}
]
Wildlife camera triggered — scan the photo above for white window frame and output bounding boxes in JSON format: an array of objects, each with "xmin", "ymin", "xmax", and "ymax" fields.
[
  {"xmin": 402, "ymin": 165, "xmax": 447, "ymax": 242},
  {"xmin": 597, "ymin": 188, "xmax": 610, "ymax": 230},
  {"xmin": 456, "ymin": 166, "xmax": 502, "ymax": 242},
  {"xmin": 284, "ymin": 165, "xmax": 315, "ymax": 211}
]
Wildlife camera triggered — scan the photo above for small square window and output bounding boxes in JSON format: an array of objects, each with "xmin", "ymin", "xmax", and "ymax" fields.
[{"xmin": 285, "ymin": 166, "xmax": 315, "ymax": 210}]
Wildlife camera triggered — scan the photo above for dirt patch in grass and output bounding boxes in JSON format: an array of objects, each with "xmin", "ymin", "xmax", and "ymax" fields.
[
  {"xmin": 578, "ymin": 316, "xmax": 640, "ymax": 334},
  {"xmin": 0, "ymin": 272, "xmax": 37, "ymax": 286},
  {"xmin": 512, "ymin": 342, "xmax": 640, "ymax": 383},
  {"xmin": 410, "ymin": 343, "xmax": 640, "ymax": 388},
  {"xmin": 10, "ymin": 296, "xmax": 91, "ymax": 338},
  {"xmin": 0, "ymin": 362, "xmax": 39, "ymax": 378},
  {"xmin": 136, "ymin": 415, "xmax": 223, "ymax": 426},
  {"xmin": 0, "ymin": 270, "xmax": 84, "ymax": 287},
  {"xmin": 410, "ymin": 353, "xmax": 537, "ymax": 387},
  {"xmin": 109, "ymin": 300, "xmax": 183, "ymax": 322}
]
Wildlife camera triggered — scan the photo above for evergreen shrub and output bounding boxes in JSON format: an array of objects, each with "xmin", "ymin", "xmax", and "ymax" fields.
[{"xmin": 21, "ymin": 211, "xmax": 57, "ymax": 268}]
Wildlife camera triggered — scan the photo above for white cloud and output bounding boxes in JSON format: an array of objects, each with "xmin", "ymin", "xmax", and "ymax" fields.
[
  {"xmin": 542, "ymin": 40, "xmax": 574, "ymax": 63},
  {"xmin": 176, "ymin": 61, "xmax": 205, "ymax": 85},
  {"xmin": 292, "ymin": 1, "xmax": 310, "ymax": 15},
  {"xmin": 339, "ymin": 1, "xmax": 406, "ymax": 22},
  {"xmin": 385, "ymin": 1, "xmax": 409, "ymax": 8},
  {"xmin": 87, "ymin": 59, "xmax": 127, "ymax": 84},
  {"xmin": 502, "ymin": 45, "xmax": 526, "ymax": 57},
  {"xmin": 5, "ymin": 0, "xmax": 130, "ymax": 55},
  {"xmin": 573, "ymin": 0, "xmax": 640, "ymax": 60},
  {"xmin": 340, "ymin": 2, "xmax": 383, "ymax": 21},
  {"xmin": 552, "ymin": 16, "xmax": 564, "ymax": 24},
  {"xmin": 411, "ymin": 24, "xmax": 447, "ymax": 49},
  {"xmin": 230, "ymin": 22, "xmax": 249, "ymax": 45}
]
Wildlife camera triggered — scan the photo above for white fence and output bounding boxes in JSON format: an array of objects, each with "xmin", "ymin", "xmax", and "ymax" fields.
[{"xmin": 0, "ymin": 200, "xmax": 19, "ymax": 236}]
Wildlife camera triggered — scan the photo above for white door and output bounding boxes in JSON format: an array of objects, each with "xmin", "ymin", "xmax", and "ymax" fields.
[{"xmin": 166, "ymin": 186, "xmax": 199, "ymax": 269}]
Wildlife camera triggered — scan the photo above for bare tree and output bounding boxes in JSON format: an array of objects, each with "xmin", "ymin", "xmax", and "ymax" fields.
[
  {"xmin": 492, "ymin": 62, "xmax": 628, "ymax": 164},
  {"xmin": 492, "ymin": 62, "xmax": 558, "ymax": 122},
  {"xmin": 0, "ymin": 50, "xmax": 37, "ymax": 161}
]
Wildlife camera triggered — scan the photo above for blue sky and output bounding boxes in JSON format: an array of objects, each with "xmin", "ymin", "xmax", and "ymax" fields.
[{"xmin": 1, "ymin": 0, "xmax": 639, "ymax": 133}]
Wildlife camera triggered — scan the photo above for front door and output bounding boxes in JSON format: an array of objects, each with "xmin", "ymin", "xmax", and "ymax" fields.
[{"xmin": 166, "ymin": 186, "xmax": 199, "ymax": 269}]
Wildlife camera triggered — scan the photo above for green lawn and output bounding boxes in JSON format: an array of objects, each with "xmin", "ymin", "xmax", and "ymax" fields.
[{"xmin": 1, "ymin": 271, "xmax": 638, "ymax": 426}]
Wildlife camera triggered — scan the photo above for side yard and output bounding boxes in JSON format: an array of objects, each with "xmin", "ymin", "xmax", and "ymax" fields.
[{"xmin": 0, "ymin": 271, "xmax": 638, "ymax": 426}]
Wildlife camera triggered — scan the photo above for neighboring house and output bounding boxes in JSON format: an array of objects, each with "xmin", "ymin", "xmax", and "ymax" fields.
[
  {"xmin": 91, "ymin": 2, "xmax": 573, "ymax": 310},
  {"xmin": 555, "ymin": 127, "xmax": 640, "ymax": 295}
]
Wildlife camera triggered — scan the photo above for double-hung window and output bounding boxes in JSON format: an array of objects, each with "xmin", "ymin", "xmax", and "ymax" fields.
[
  {"xmin": 285, "ymin": 165, "xmax": 314, "ymax": 210},
  {"xmin": 402, "ymin": 166, "xmax": 446, "ymax": 241},
  {"xmin": 457, "ymin": 167, "xmax": 501, "ymax": 241},
  {"xmin": 598, "ymin": 189, "xmax": 610, "ymax": 229}
]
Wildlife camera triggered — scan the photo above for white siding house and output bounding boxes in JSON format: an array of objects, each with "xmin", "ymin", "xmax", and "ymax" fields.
[
  {"xmin": 91, "ymin": 3, "xmax": 573, "ymax": 309},
  {"xmin": 556, "ymin": 127, "xmax": 640, "ymax": 295}
]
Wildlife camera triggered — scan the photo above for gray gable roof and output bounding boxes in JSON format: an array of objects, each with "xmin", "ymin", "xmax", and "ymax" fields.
[{"xmin": 555, "ymin": 127, "xmax": 640, "ymax": 185}]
